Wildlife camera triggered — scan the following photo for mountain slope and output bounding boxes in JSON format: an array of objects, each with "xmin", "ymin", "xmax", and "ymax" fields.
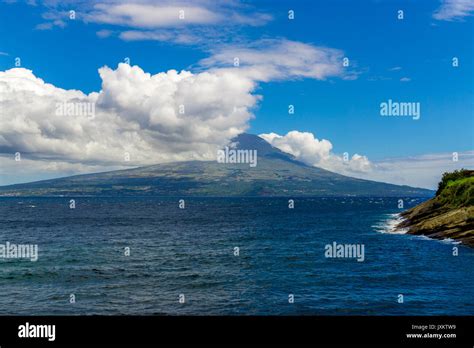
[{"xmin": 0, "ymin": 134, "xmax": 433, "ymax": 197}]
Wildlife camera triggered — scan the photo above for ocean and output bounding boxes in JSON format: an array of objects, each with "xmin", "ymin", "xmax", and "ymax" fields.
[{"xmin": 0, "ymin": 196, "xmax": 473, "ymax": 315}]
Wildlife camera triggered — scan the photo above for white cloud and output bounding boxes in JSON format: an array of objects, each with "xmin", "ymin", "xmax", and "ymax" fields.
[
  {"xmin": 87, "ymin": 3, "xmax": 222, "ymax": 28},
  {"xmin": 96, "ymin": 29, "xmax": 114, "ymax": 38},
  {"xmin": 17, "ymin": 0, "xmax": 272, "ymax": 43},
  {"xmin": 199, "ymin": 39, "xmax": 349, "ymax": 82},
  {"xmin": 433, "ymin": 0, "xmax": 474, "ymax": 21},
  {"xmin": 0, "ymin": 64, "xmax": 258, "ymax": 168},
  {"xmin": 259, "ymin": 131, "xmax": 373, "ymax": 175},
  {"xmin": 84, "ymin": 1, "xmax": 272, "ymax": 44},
  {"xmin": 118, "ymin": 30, "xmax": 198, "ymax": 44},
  {"xmin": 35, "ymin": 19, "xmax": 66, "ymax": 30},
  {"xmin": 85, "ymin": 1, "xmax": 272, "ymax": 28},
  {"xmin": 400, "ymin": 77, "xmax": 411, "ymax": 82}
]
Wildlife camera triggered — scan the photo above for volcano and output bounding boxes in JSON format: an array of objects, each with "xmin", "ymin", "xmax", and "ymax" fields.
[{"xmin": 0, "ymin": 134, "xmax": 433, "ymax": 197}]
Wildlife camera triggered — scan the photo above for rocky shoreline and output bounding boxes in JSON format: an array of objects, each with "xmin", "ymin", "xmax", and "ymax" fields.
[{"xmin": 397, "ymin": 169, "xmax": 474, "ymax": 247}]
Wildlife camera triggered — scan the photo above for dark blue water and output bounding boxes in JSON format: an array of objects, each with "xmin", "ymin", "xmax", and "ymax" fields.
[{"xmin": 0, "ymin": 197, "xmax": 472, "ymax": 315}]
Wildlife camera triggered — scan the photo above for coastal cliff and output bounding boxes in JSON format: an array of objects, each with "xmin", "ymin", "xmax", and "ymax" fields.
[{"xmin": 398, "ymin": 169, "xmax": 474, "ymax": 247}]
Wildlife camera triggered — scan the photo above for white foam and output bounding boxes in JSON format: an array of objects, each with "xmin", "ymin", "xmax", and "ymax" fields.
[
  {"xmin": 440, "ymin": 238, "xmax": 461, "ymax": 245},
  {"xmin": 374, "ymin": 214, "xmax": 463, "ymax": 245},
  {"xmin": 372, "ymin": 213, "xmax": 408, "ymax": 234},
  {"xmin": 413, "ymin": 235, "xmax": 461, "ymax": 245}
]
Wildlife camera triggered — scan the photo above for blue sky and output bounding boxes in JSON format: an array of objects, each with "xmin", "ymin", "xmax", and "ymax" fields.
[{"xmin": 0, "ymin": 0, "xmax": 473, "ymax": 188}]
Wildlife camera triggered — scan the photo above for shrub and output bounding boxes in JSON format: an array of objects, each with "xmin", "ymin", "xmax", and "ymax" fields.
[{"xmin": 436, "ymin": 169, "xmax": 474, "ymax": 196}]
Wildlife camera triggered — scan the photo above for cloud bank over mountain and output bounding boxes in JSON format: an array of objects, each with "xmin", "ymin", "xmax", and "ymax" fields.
[{"xmin": 0, "ymin": 39, "xmax": 350, "ymax": 180}]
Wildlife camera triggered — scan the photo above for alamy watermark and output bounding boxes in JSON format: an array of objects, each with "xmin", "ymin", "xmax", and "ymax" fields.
[
  {"xmin": 0, "ymin": 242, "xmax": 38, "ymax": 261},
  {"xmin": 380, "ymin": 99, "xmax": 420, "ymax": 120},
  {"xmin": 18, "ymin": 322, "xmax": 55, "ymax": 341},
  {"xmin": 325, "ymin": 241, "xmax": 365, "ymax": 262},
  {"xmin": 56, "ymin": 101, "xmax": 95, "ymax": 119},
  {"xmin": 217, "ymin": 146, "xmax": 257, "ymax": 167}
]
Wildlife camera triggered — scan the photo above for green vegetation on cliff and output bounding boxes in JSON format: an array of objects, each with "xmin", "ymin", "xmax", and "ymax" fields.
[
  {"xmin": 399, "ymin": 169, "xmax": 474, "ymax": 247},
  {"xmin": 436, "ymin": 169, "xmax": 474, "ymax": 205}
]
